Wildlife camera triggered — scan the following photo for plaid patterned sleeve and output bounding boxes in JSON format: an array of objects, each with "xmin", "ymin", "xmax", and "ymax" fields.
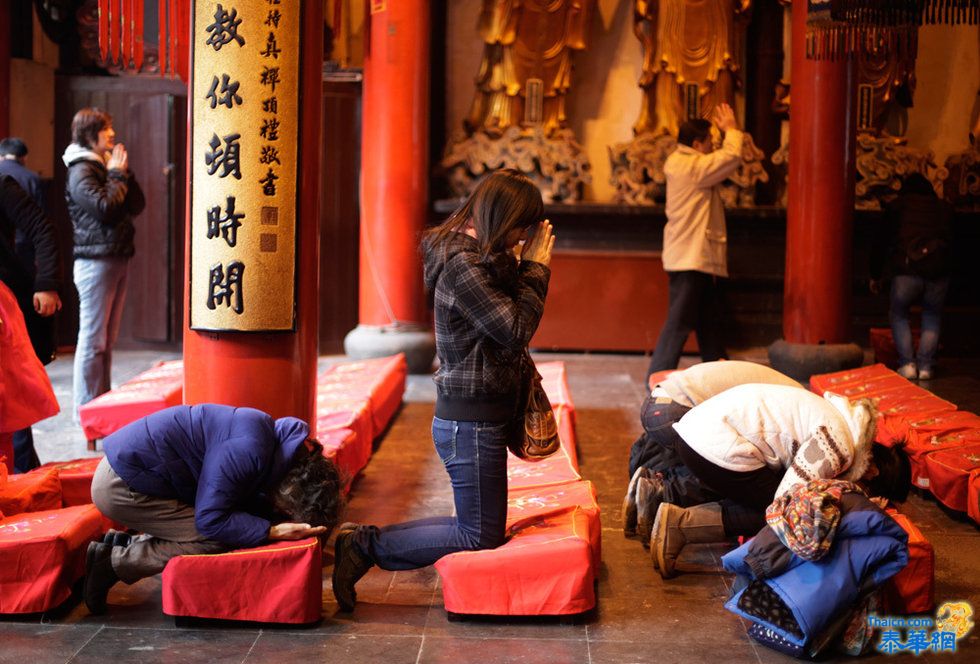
[{"xmin": 448, "ymin": 255, "xmax": 551, "ymax": 351}]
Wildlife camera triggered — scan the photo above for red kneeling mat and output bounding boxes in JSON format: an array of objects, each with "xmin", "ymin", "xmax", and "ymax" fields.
[
  {"xmin": 968, "ymin": 470, "xmax": 980, "ymax": 525},
  {"xmin": 318, "ymin": 427, "xmax": 360, "ymax": 493},
  {"xmin": 882, "ymin": 510, "xmax": 934, "ymax": 615},
  {"xmin": 435, "ymin": 507, "xmax": 597, "ymax": 616},
  {"xmin": 555, "ymin": 404, "xmax": 578, "ymax": 469},
  {"xmin": 507, "ymin": 439, "xmax": 581, "ymax": 491},
  {"xmin": 315, "ymin": 399, "xmax": 373, "ymax": 477},
  {"xmin": 809, "ymin": 363, "xmax": 900, "ymax": 394},
  {"xmin": 30, "ymin": 457, "xmax": 103, "ymax": 507},
  {"xmin": 78, "ymin": 360, "xmax": 183, "ymax": 442},
  {"xmin": 0, "ymin": 469, "xmax": 62, "ymax": 515},
  {"xmin": 904, "ymin": 429, "xmax": 980, "ymax": 489},
  {"xmin": 0, "ymin": 505, "xmax": 105, "ymax": 613},
  {"xmin": 922, "ymin": 444, "xmax": 980, "ymax": 513},
  {"xmin": 506, "ymin": 480, "xmax": 601, "ymax": 571},
  {"xmin": 317, "ymin": 354, "xmax": 407, "ymax": 439},
  {"xmin": 162, "ymin": 537, "xmax": 322, "ymax": 624}
]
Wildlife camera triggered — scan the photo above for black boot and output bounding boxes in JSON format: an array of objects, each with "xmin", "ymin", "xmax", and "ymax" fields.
[
  {"xmin": 101, "ymin": 530, "xmax": 133, "ymax": 548},
  {"xmin": 331, "ymin": 523, "xmax": 374, "ymax": 612},
  {"xmin": 84, "ymin": 541, "xmax": 119, "ymax": 615}
]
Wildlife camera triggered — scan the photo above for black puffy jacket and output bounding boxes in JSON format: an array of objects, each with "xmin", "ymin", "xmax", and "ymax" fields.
[
  {"xmin": 63, "ymin": 145, "xmax": 145, "ymax": 259},
  {"xmin": 0, "ymin": 175, "xmax": 61, "ymax": 298}
]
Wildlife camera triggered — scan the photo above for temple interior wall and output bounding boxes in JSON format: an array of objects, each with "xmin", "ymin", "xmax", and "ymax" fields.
[{"xmin": 443, "ymin": 1, "xmax": 980, "ymax": 204}]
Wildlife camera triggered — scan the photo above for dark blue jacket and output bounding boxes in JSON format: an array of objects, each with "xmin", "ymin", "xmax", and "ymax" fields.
[
  {"xmin": 104, "ymin": 404, "xmax": 309, "ymax": 548},
  {"xmin": 722, "ymin": 495, "xmax": 909, "ymax": 650}
]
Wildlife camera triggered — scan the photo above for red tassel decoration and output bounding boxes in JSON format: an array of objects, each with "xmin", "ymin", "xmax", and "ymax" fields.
[
  {"xmin": 134, "ymin": 0, "xmax": 144, "ymax": 71},
  {"xmin": 98, "ymin": 0, "xmax": 109, "ymax": 62}
]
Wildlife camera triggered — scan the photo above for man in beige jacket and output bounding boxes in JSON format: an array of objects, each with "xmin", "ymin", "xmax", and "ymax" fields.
[{"xmin": 648, "ymin": 103, "xmax": 743, "ymax": 377}]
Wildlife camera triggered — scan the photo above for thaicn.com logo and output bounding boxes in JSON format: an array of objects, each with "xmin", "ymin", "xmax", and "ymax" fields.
[{"xmin": 869, "ymin": 601, "xmax": 975, "ymax": 655}]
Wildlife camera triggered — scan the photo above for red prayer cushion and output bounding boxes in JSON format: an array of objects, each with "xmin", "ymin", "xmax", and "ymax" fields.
[
  {"xmin": 507, "ymin": 439, "xmax": 581, "ymax": 490},
  {"xmin": 435, "ymin": 507, "xmax": 597, "ymax": 616},
  {"xmin": 506, "ymin": 480, "xmax": 601, "ymax": 571},
  {"xmin": 31, "ymin": 457, "xmax": 104, "ymax": 507},
  {"xmin": 968, "ymin": 470, "xmax": 980, "ymax": 525},
  {"xmin": 922, "ymin": 444, "xmax": 980, "ymax": 512},
  {"xmin": 78, "ymin": 360, "xmax": 183, "ymax": 441},
  {"xmin": 318, "ymin": 428, "xmax": 360, "ymax": 493},
  {"xmin": 809, "ymin": 363, "xmax": 898, "ymax": 394},
  {"xmin": 162, "ymin": 537, "xmax": 323, "ymax": 624},
  {"xmin": 882, "ymin": 510, "xmax": 934, "ymax": 615},
  {"xmin": 0, "ymin": 505, "xmax": 105, "ymax": 613},
  {"xmin": 0, "ymin": 469, "xmax": 62, "ymax": 515}
]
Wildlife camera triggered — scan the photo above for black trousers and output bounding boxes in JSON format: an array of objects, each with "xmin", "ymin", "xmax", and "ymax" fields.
[
  {"xmin": 628, "ymin": 397, "xmax": 721, "ymax": 507},
  {"xmin": 648, "ymin": 270, "xmax": 728, "ymax": 376},
  {"xmin": 676, "ymin": 436, "xmax": 782, "ymax": 537}
]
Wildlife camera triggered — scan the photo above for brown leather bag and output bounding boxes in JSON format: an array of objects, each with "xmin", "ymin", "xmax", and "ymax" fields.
[{"xmin": 508, "ymin": 353, "xmax": 560, "ymax": 461}]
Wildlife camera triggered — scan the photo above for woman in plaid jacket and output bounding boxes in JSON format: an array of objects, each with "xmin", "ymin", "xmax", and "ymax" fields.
[{"xmin": 332, "ymin": 169, "xmax": 555, "ymax": 611}]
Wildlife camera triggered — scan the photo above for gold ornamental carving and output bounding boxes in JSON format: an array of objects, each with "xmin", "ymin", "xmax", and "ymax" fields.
[
  {"xmin": 189, "ymin": 0, "xmax": 300, "ymax": 332},
  {"xmin": 443, "ymin": 0, "xmax": 596, "ymax": 202}
]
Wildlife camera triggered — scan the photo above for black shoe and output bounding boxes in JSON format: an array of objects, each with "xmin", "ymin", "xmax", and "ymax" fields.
[
  {"xmin": 101, "ymin": 530, "xmax": 132, "ymax": 548},
  {"xmin": 331, "ymin": 523, "xmax": 373, "ymax": 612},
  {"xmin": 84, "ymin": 541, "xmax": 119, "ymax": 615}
]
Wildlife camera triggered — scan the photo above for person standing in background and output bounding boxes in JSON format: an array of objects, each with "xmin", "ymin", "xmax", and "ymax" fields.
[
  {"xmin": 647, "ymin": 104, "xmax": 743, "ymax": 378},
  {"xmin": 63, "ymin": 108, "xmax": 145, "ymax": 421},
  {"xmin": 0, "ymin": 170, "xmax": 62, "ymax": 471},
  {"xmin": 870, "ymin": 173, "xmax": 954, "ymax": 381}
]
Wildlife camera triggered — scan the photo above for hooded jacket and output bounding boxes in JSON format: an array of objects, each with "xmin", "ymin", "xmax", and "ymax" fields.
[
  {"xmin": 62, "ymin": 143, "xmax": 145, "ymax": 259},
  {"xmin": 672, "ymin": 384, "xmax": 875, "ymax": 498},
  {"xmin": 723, "ymin": 492, "xmax": 909, "ymax": 651},
  {"xmin": 104, "ymin": 404, "xmax": 309, "ymax": 548},
  {"xmin": 423, "ymin": 232, "xmax": 550, "ymax": 423}
]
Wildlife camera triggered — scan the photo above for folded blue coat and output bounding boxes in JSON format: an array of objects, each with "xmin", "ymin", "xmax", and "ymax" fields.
[{"xmin": 722, "ymin": 492, "xmax": 909, "ymax": 651}]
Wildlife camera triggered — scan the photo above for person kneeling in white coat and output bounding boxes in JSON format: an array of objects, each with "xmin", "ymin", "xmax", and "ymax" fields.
[{"xmin": 650, "ymin": 383, "xmax": 910, "ymax": 578}]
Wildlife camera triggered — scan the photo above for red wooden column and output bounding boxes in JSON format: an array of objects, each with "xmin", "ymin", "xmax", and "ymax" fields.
[
  {"xmin": 784, "ymin": 1, "xmax": 857, "ymax": 345},
  {"xmin": 344, "ymin": 0, "xmax": 435, "ymax": 373},
  {"xmin": 182, "ymin": 2, "xmax": 323, "ymax": 422}
]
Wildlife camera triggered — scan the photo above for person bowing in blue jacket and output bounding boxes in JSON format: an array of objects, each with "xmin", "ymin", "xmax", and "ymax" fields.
[{"xmin": 85, "ymin": 404, "xmax": 345, "ymax": 615}]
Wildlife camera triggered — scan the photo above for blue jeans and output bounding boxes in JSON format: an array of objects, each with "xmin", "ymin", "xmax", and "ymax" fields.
[
  {"xmin": 353, "ymin": 418, "xmax": 509, "ymax": 570},
  {"xmin": 890, "ymin": 274, "xmax": 950, "ymax": 371},
  {"xmin": 648, "ymin": 271, "xmax": 728, "ymax": 375},
  {"xmin": 73, "ymin": 257, "xmax": 130, "ymax": 420}
]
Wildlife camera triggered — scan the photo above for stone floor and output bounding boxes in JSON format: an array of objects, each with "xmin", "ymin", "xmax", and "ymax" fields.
[{"xmin": 3, "ymin": 349, "xmax": 979, "ymax": 663}]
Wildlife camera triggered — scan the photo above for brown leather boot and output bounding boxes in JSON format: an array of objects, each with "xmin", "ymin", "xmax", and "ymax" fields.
[
  {"xmin": 651, "ymin": 502, "xmax": 725, "ymax": 579},
  {"xmin": 635, "ymin": 475, "xmax": 665, "ymax": 549},
  {"xmin": 622, "ymin": 467, "xmax": 649, "ymax": 537}
]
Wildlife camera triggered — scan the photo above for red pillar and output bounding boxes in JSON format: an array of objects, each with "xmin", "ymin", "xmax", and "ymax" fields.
[
  {"xmin": 784, "ymin": 1, "xmax": 857, "ymax": 345},
  {"xmin": 182, "ymin": 2, "xmax": 323, "ymax": 423},
  {"xmin": 344, "ymin": 0, "xmax": 434, "ymax": 372}
]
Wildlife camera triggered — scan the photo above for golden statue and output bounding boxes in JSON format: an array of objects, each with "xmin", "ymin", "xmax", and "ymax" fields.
[
  {"xmin": 465, "ymin": 0, "xmax": 595, "ymax": 136},
  {"xmin": 444, "ymin": 0, "xmax": 596, "ymax": 202},
  {"xmin": 633, "ymin": 0, "xmax": 751, "ymax": 137},
  {"xmin": 611, "ymin": 0, "xmax": 765, "ymax": 206},
  {"xmin": 856, "ymin": 49, "xmax": 916, "ymax": 134}
]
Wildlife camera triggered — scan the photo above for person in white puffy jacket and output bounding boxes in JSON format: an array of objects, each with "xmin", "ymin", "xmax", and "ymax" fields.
[{"xmin": 650, "ymin": 383, "xmax": 909, "ymax": 578}]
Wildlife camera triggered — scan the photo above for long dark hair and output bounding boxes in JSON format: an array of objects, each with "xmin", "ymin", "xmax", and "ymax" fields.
[{"xmin": 424, "ymin": 169, "xmax": 544, "ymax": 260}]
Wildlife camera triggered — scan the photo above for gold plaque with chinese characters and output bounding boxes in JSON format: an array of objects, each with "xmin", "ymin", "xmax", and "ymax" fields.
[{"xmin": 190, "ymin": 0, "xmax": 300, "ymax": 331}]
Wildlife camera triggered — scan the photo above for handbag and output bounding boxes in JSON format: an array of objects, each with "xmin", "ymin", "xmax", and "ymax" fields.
[{"xmin": 507, "ymin": 352, "xmax": 560, "ymax": 461}]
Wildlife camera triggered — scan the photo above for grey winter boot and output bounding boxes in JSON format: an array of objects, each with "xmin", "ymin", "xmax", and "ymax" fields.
[
  {"xmin": 650, "ymin": 502, "xmax": 726, "ymax": 579},
  {"xmin": 635, "ymin": 475, "xmax": 666, "ymax": 548},
  {"xmin": 623, "ymin": 467, "xmax": 649, "ymax": 537}
]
